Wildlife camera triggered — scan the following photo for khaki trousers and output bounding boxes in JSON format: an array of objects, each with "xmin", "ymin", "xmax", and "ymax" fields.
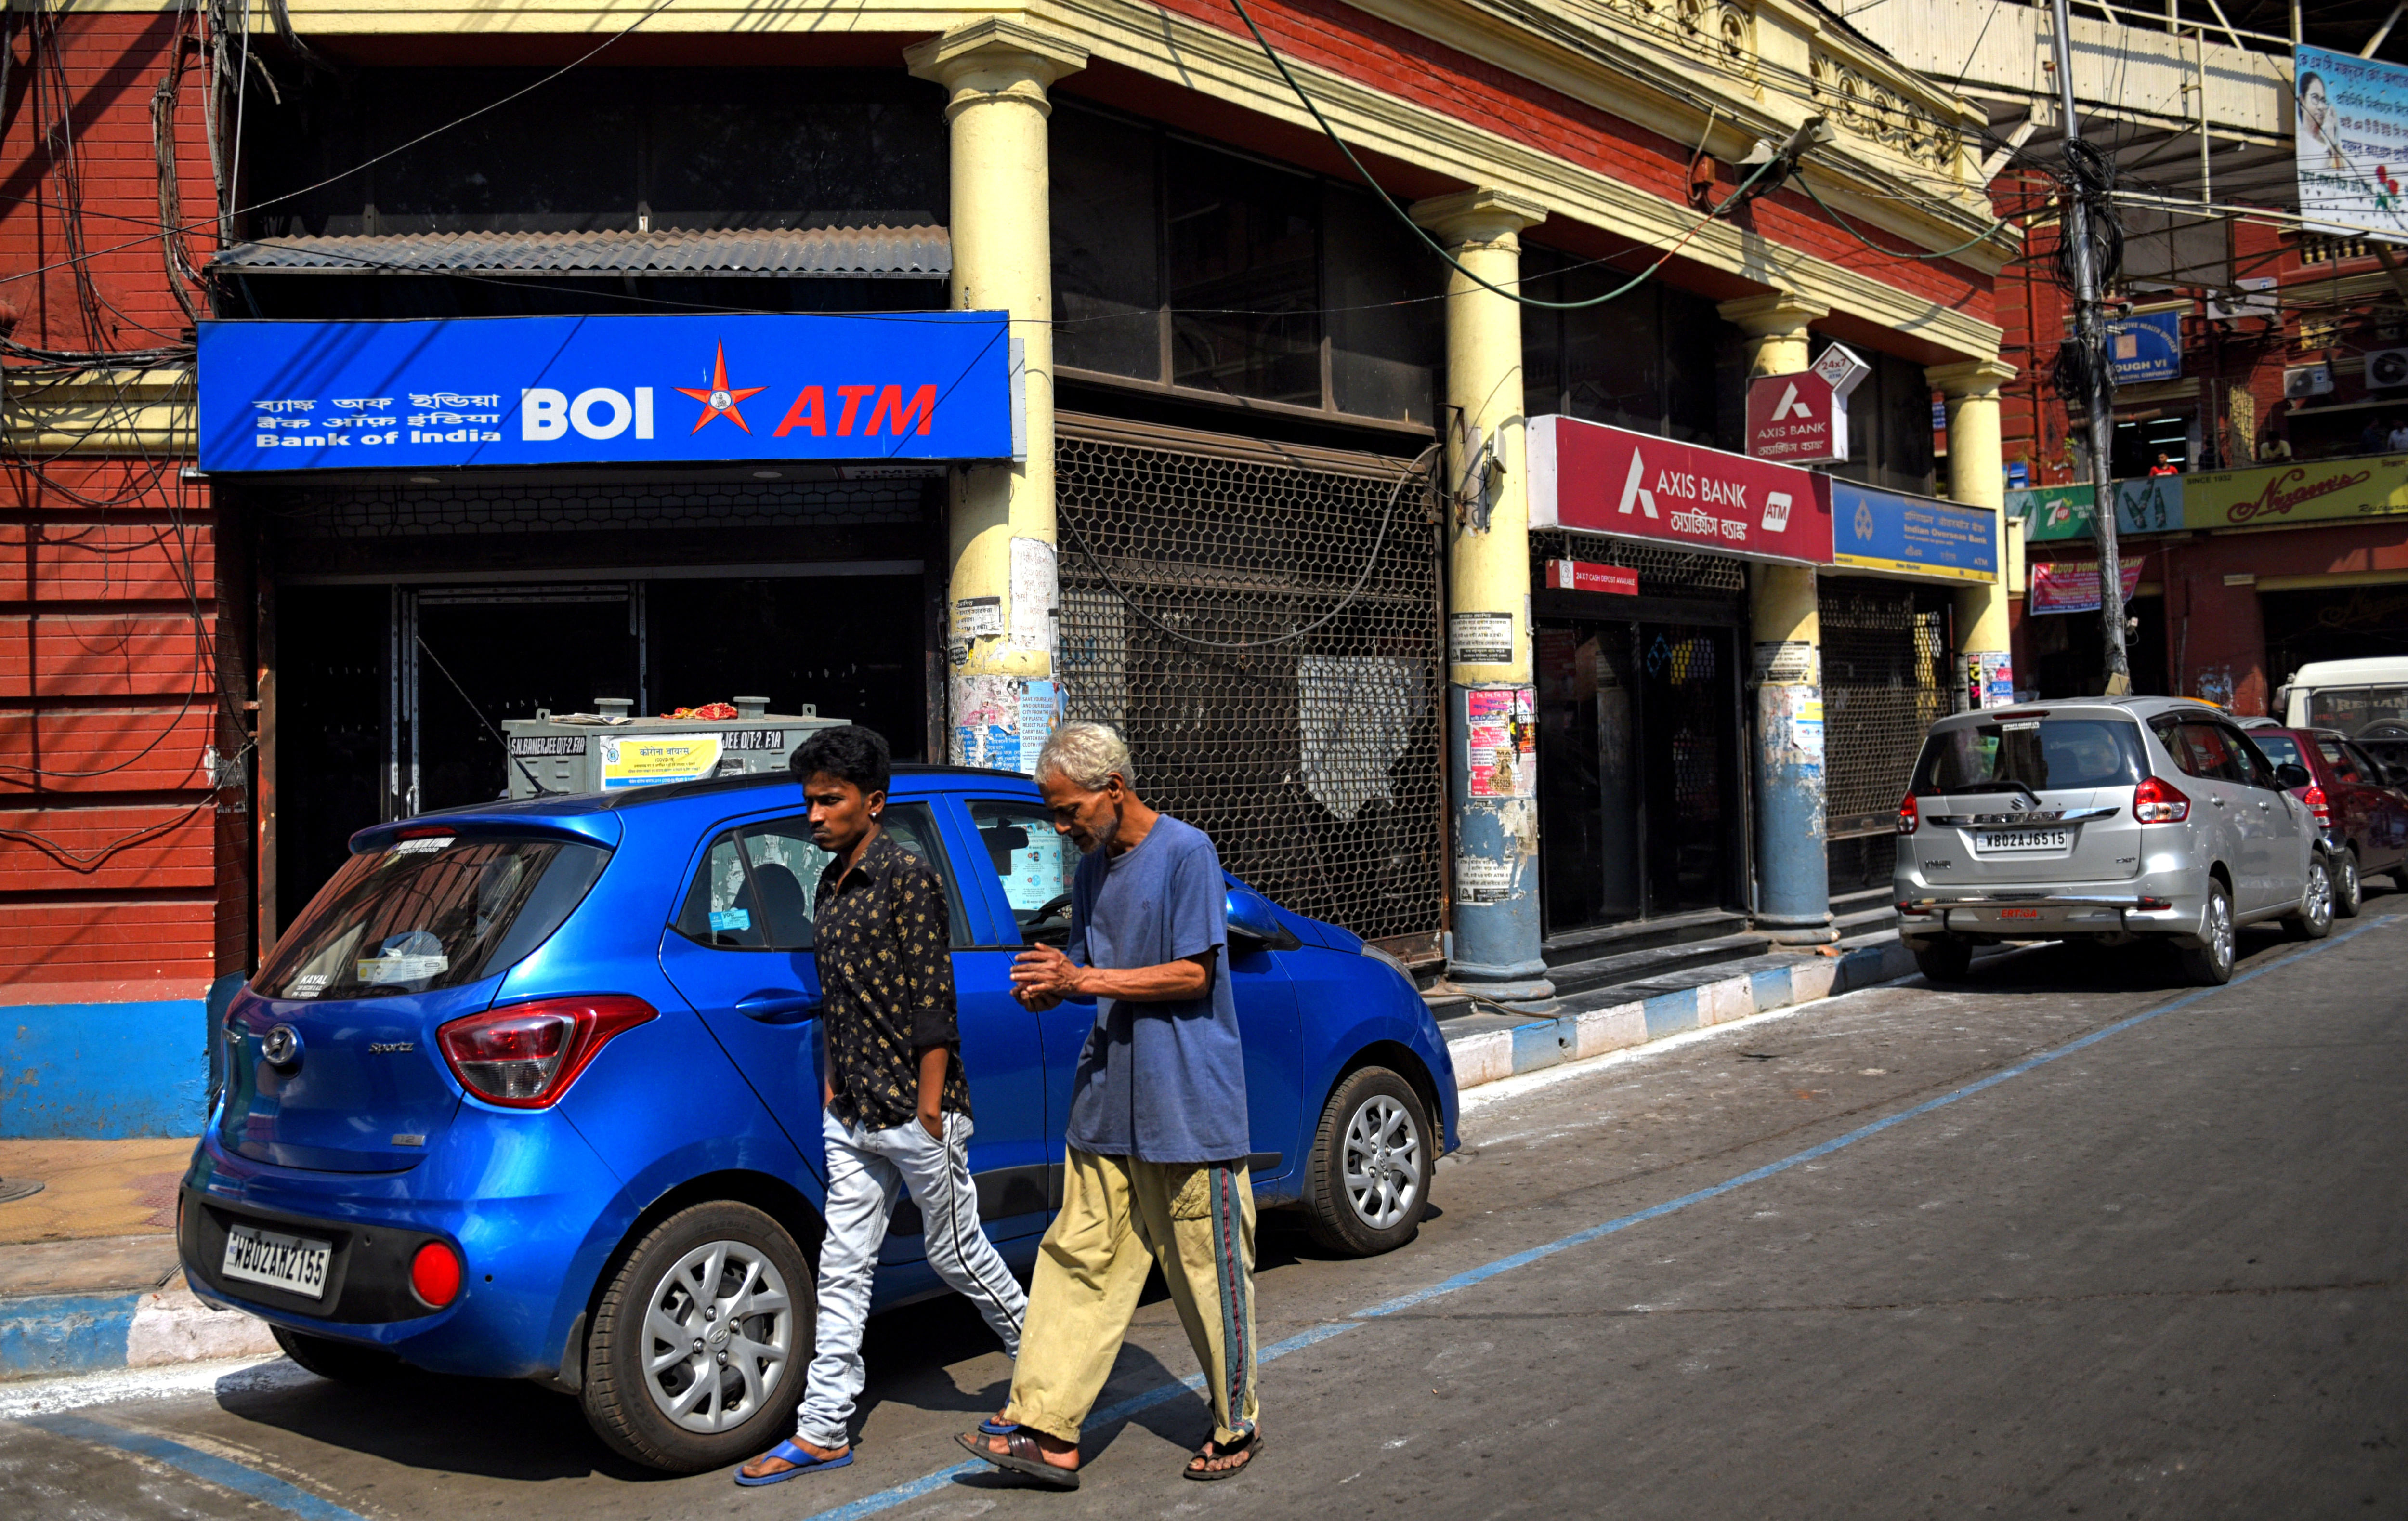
[{"xmin": 1001, "ymin": 1147, "xmax": 1259, "ymax": 1447}]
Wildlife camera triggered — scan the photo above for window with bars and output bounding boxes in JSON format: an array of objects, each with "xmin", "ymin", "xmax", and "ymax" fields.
[{"xmin": 1052, "ymin": 427, "xmax": 1446, "ymax": 946}]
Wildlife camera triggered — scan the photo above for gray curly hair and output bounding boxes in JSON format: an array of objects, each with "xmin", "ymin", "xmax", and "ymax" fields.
[{"xmin": 1034, "ymin": 720, "xmax": 1134, "ymax": 790}]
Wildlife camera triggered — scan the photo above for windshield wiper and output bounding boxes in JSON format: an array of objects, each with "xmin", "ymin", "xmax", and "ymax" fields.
[{"xmin": 1952, "ymin": 779, "xmax": 2042, "ymax": 802}]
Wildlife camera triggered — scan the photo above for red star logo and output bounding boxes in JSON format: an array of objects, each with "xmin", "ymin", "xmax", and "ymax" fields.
[{"xmin": 675, "ymin": 341, "xmax": 766, "ymax": 433}]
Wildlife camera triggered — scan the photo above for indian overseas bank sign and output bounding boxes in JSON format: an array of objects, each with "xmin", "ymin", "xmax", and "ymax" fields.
[
  {"xmin": 1826, "ymin": 480, "xmax": 1997, "ymax": 582},
  {"xmin": 197, "ymin": 311, "xmax": 1019, "ymax": 473}
]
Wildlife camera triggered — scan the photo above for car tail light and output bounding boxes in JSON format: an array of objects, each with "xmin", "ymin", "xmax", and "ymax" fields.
[
  {"xmin": 1897, "ymin": 794, "xmax": 1919, "ymax": 834},
  {"xmin": 2303, "ymin": 784, "xmax": 2332, "ymax": 827},
  {"xmin": 2133, "ymin": 776, "xmax": 2190, "ymax": 824},
  {"xmin": 410, "ymin": 1240, "xmax": 462, "ymax": 1308},
  {"xmin": 436, "ymin": 995, "xmax": 656, "ymax": 1108}
]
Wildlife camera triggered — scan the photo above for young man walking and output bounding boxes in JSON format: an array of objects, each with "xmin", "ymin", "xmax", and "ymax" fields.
[
  {"xmin": 955, "ymin": 720, "xmax": 1261, "ymax": 1489},
  {"xmin": 738, "ymin": 725, "xmax": 1026, "ymax": 1485}
]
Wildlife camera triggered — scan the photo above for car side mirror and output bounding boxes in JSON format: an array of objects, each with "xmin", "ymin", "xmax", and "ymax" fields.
[
  {"xmin": 1225, "ymin": 884, "xmax": 1297, "ymax": 952},
  {"xmin": 2276, "ymin": 761, "xmax": 2312, "ymax": 789}
]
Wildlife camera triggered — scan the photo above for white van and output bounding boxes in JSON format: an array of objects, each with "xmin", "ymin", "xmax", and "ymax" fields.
[{"xmin": 2278, "ymin": 657, "xmax": 2408, "ymax": 769}]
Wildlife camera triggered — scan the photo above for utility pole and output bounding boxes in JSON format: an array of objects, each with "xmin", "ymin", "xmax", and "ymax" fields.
[{"xmin": 2051, "ymin": 0, "xmax": 2132, "ymax": 695}]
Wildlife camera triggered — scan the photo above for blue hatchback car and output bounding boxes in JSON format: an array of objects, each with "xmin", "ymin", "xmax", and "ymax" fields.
[{"xmin": 178, "ymin": 765, "xmax": 1458, "ymax": 1471}]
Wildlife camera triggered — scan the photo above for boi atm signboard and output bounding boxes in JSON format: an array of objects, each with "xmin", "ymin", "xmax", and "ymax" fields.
[{"xmin": 197, "ymin": 311, "xmax": 1019, "ymax": 472}]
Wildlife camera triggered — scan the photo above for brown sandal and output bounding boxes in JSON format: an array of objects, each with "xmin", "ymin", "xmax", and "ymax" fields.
[
  {"xmin": 956, "ymin": 1428, "xmax": 1081, "ymax": 1491},
  {"xmin": 1183, "ymin": 1429, "xmax": 1262, "ymax": 1481}
]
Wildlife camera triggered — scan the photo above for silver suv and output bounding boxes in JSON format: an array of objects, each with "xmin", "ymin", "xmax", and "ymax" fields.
[{"xmin": 1894, "ymin": 696, "xmax": 2334, "ymax": 986}]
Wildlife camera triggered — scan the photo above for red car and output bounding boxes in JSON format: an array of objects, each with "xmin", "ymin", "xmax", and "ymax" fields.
[{"xmin": 2240, "ymin": 724, "xmax": 2408, "ymax": 916}]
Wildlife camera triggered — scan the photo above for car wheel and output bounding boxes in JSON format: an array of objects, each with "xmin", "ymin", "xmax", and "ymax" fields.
[
  {"xmin": 2286, "ymin": 855, "xmax": 2336, "ymax": 941},
  {"xmin": 272, "ymin": 1325, "xmax": 406, "ymax": 1384},
  {"xmin": 1911, "ymin": 937, "xmax": 1974, "ymax": 983},
  {"xmin": 580, "ymin": 1201, "xmax": 811, "ymax": 1473},
  {"xmin": 1302, "ymin": 1066, "xmax": 1431, "ymax": 1258},
  {"xmin": 2332, "ymin": 847, "xmax": 2363, "ymax": 919},
  {"xmin": 2178, "ymin": 880, "xmax": 2237, "ymax": 985}
]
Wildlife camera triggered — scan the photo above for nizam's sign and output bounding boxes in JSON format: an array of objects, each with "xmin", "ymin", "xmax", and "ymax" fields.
[
  {"xmin": 1528, "ymin": 415, "xmax": 1833, "ymax": 567},
  {"xmin": 197, "ymin": 312, "xmax": 1020, "ymax": 472}
]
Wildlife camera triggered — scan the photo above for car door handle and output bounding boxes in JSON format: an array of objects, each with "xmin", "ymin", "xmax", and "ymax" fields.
[{"xmin": 736, "ymin": 990, "xmax": 819, "ymax": 1024}]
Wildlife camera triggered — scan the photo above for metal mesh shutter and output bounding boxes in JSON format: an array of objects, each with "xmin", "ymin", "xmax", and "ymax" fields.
[
  {"xmin": 1054, "ymin": 424, "xmax": 1445, "ymax": 945},
  {"xmin": 1819, "ymin": 583, "xmax": 1950, "ymax": 837}
]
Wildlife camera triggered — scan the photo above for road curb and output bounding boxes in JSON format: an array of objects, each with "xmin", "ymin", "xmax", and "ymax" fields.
[
  {"xmin": 1445, "ymin": 938, "xmax": 1919, "ymax": 1092},
  {"xmin": 1, "ymin": 1276, "xmax": 277, "ymax": 1381}
]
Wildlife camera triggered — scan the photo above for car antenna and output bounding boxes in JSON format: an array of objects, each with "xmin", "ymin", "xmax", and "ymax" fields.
[{"xmin": 414, "ymin": 633, "xmax": 556, "ymax": 798}]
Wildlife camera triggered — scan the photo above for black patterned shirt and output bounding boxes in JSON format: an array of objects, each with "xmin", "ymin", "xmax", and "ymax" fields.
[{"xmin": 813, "ymin": 828, "xmax": 970, "ymax": 1130}]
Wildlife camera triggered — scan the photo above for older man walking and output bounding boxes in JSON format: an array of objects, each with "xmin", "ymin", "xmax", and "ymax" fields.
[{"xmin": 954, "ymin": 720, "xmax": 1261, "ymax": 1488}]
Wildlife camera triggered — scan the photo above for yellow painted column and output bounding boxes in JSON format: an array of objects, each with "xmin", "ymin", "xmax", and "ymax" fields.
[
  {"xmin": 1718, "ymin": 293, "xmax": 1835, "ymax": 941},
  {"xmin": 1928, "ymin": 358, "xmax": 2019, "ymax": 709},
  {"xmin": 906, "ymin": 21, "xmax": 1087, "ymax": 769},
  {"xmin": 1410, "ymin": 188, "xmax": 1551, "ymax": 1000}
]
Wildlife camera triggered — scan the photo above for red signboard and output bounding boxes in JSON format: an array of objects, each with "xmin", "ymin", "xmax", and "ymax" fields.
[
  {"xmin": 1543, "ymin": 559, "xmax": 1638, "ymax": 595},
  {"xmin": 1745, "ymin": 370, "xmax": 1841, "ymax": 463},
  {"xmin": 1528, "ymin": 415, "xmax": 1833, "ymax": 566}
]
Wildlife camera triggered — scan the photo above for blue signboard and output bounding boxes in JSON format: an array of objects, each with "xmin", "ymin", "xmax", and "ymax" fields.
[
  {"xmin": 2105, "ymin": 309, "xmax": 2183, "ymax": 384},
  {"xmin": 198, "ymin": 312, "xmax": 1017, "ymax": 473},
  {"xmin": 1826, "ymin": 479, "xmax": 1997, "ymax": 582}
]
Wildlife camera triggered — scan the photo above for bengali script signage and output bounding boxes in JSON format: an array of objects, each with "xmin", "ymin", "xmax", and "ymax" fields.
[
  {"xmin": 1825, "ymin": 480, "xmax": 1997, "ymax": 582},
  {"xmin": 1526, "ymin": 415, "xmax": 1832, "ymax": 567},
  {"xmin": 2296, "ymin": 46, "xmax": 2408, "ymax": 245},
  {"xmin": 2030, "ymin": 559, "xmax": 2146, "ymax": 616}
]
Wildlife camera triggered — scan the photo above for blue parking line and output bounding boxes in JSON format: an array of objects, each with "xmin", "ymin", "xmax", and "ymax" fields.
[
  {"xmin": 30, "ymin": 1413, "xmax": 372, "ymax": 1521},
  {"xmin": 799, "ymin": 912, "xmax": 2400, "ymax": 1521}
]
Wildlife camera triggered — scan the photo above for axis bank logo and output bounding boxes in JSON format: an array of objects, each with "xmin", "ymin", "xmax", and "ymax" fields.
[
  {"xmin": 518, "ymin": 340, "xmax": 942, "ymax": 445},
  {"xmin": 1615, "ymin": 446, "xmax": 1794, "ymax": 536}
]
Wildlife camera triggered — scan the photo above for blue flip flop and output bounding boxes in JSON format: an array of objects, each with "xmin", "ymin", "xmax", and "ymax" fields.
[
  {"xmin": 979, "ymin": 1416, "xmax": 1019, "ymax": 1436},
  {"xmin": 733, "ymin": 1439, "xmax": 854, "ymax": 1485}
]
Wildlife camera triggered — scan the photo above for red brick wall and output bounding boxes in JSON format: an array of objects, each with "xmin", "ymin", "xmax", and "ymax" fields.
[{"xmin": 0, "ymin": 11, "xmax": 229, "ymax": 1000}]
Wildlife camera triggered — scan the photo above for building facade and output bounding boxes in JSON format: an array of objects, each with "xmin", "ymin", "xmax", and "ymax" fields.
[{"xmin": 2, "ymin": 0, "xmax": 2013, "ymax": 1133}]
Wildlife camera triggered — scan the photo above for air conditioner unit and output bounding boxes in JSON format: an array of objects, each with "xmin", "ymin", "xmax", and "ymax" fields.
[
  {"xmin": 2369, "ymin": 348, "xmax": 2408, "ymax": 389},
  {"xmin": 2286, "ymin": 363, "xmax": 2335, "ymax": 399}
]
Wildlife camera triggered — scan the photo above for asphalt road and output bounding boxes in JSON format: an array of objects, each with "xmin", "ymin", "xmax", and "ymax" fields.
[{"xmin": 10, "ymin": 906, "xmax": 2408, "ymax": 1520}]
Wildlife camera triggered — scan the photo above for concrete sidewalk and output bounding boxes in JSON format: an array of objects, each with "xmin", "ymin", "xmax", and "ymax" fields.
[{"xmin": 0, "ymin": 1138, "xmax": 276, "ymax": 1380}]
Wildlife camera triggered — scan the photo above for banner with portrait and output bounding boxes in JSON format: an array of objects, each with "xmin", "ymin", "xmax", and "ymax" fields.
[{"xmin": 2297, "ymin": 46, "xmax": 2408, "ymax": 244}]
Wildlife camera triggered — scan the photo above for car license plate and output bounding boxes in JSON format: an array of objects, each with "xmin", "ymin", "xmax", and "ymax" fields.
[
  {"xmin": 1975, "ymin": 828, "xmax": 2070, "ymax": 852},
  {"xmin": 220, "ymin": 1222, "xmax": 331, "ymax": 1299}
]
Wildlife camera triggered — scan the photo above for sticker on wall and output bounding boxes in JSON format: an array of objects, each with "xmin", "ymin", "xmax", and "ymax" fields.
[
  {"xmin": 1750, "ymin": 639, "xmax": 1819, "ymax": 685},
  {"xmin": 954, "ymin": 672, "xmax": 1025, "ymax": 772},
  {"xmin": 1466, "ymin": 686, "xmax": 1537, "ymax": 799},
  {"xmin": 1449, "ymin": 611, "xmax": 1515, "ymax": 666},
  {"xmin": 1455, "ymin": 855, "xmax": 1516, "ymax": 905},
  {"xmin": 953, "ymin": 596, "xmax": 1005, "ymax": 639},
  {"xmin": 601, "ymin": 734, "xmax": 723, "ymax": 788},
  {"xmin": 1009, "ymin": 538, "xmax": 1058, "ymax": 656}
]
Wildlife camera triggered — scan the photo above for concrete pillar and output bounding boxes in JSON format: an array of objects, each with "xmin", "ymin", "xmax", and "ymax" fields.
[
  {"xmin": 1719, "ymin": 293, "xmax": 1835, "ymax": 943},
  {"xmin": 1927, "ymin": 358, "xmax": 2019, "ymax": 709},
  {"xmin": 1413, "ymin": 187, "xmax": 1552, "ymax": 1002},
  {"xmin": 906, "ymin": 21, "xmax": 1087, "ymax": 770}
]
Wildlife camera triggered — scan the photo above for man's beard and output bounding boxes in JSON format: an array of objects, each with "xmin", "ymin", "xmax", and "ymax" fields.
[{"xmin": 1083, "ymin": 807, "xmax": 1121, "ymax": 856}]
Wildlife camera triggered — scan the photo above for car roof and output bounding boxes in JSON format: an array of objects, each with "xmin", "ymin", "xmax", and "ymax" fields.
[
  {"xmin": 1924, "ymin": 695, "xmax": 2224, "ymax": 730},
  {"xmin": 569, "ymin": 761, "xmax": 1034, "ymax": 812}
]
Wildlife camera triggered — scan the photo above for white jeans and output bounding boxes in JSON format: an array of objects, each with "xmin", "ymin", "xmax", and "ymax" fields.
[{"xmin": 796, "ymin": 1107, "xmax": 1027, "ymax": 1448}]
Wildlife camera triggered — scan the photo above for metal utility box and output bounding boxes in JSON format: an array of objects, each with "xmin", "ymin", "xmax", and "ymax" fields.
[{"xmin": 500, "ymin": 695, "xmax": 846, "ymax": 800}]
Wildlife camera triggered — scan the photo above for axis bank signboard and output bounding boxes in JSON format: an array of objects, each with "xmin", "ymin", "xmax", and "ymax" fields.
[
  {"xmin": 1528, "ymin": 415, "xmax": 1833, "ymax": 567},
  {"xmin": 196, "ymin": 311, "xmax": 1019, "ymax": 473}
]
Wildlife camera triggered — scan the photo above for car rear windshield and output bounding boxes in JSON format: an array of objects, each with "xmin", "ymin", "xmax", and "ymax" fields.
[
  {"xmin": 2248, "ymin": 731, "xmax": 2305, "ymax": 769},
  {"xmin": 254, "ymin": 834, "xmax": 610, "ymax": 1001},
  {"xmin": 1911, "ymin": 717, "xmax": 2146, "ymax": 795}
]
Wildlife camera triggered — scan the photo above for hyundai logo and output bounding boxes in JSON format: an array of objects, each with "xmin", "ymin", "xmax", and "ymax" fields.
[{"xmin": 262, "ymin": 1023, "xmax": 304, "ymax": 1070}]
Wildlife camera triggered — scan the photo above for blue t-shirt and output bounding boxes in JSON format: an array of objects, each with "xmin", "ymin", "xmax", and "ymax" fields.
[{"xmin": 1062, "ymin": 814, "xmax": 1250, "ymax": 1164}]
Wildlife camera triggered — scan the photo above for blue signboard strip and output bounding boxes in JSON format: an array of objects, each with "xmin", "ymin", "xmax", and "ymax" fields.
[
  {"xmin": 1827, "ymin": 480, "xmax": 1997, "ymax": 581},
  {"xmin": 197, "ymin": 311, "xmax": 1016, "ymax": 472},
  {"xmin": 2105, "ymin": 309, "xmax": 2182, "ymax": 384}
]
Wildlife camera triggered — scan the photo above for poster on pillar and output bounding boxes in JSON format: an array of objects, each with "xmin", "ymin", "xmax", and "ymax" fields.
[
  {"xmin": 1528, "ymin": 416, "xmax": 1833, "ymax": 566},
  {"xmin": 1465, "ymin": 687, "xmax": 1536, "ymax": 800}
]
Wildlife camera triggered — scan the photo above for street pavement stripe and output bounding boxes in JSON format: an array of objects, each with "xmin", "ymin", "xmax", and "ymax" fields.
[
  {"xmin": 27, "ymin": 1413, "xmax": 371, "ymax": 1521},
  {"xmin": 798, "ymin": 911, "xmax": 2401, "ymax": 1521}
]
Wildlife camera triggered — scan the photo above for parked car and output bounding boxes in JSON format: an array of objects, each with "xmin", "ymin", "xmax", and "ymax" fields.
[
  {"xmin": 178, "ymin": 766, "xmax": 1459, "ymax": 1472},
  {"xmin": 2233, "ymin": 725, "xmax": 2408, "ymax": 916},
  {"xmin": 1894, "ymin": 697, "xmax": 2334, "ymax": 987}
]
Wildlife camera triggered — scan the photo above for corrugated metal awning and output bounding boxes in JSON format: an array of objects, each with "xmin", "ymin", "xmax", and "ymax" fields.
[{"xmin": 209, "ymin": 225, "xmax": 950, "ymax": 280}]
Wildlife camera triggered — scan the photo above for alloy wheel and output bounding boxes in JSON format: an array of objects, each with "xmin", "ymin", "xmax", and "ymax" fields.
[
  {"xmin": 2207, "ymin": 889, "xmax": 2235, "ymax": 975},
  {"xmin": 641, "ymin": 1239, "xmax": 794, "ymax": 1434},
  {"xmin": 2305, "ymin": 860, "xmax": 2334, "ymax": 932},
  {"xmin": 1342, "ymin": 1093, "xmax": 1423, "ymax": 1231}
]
